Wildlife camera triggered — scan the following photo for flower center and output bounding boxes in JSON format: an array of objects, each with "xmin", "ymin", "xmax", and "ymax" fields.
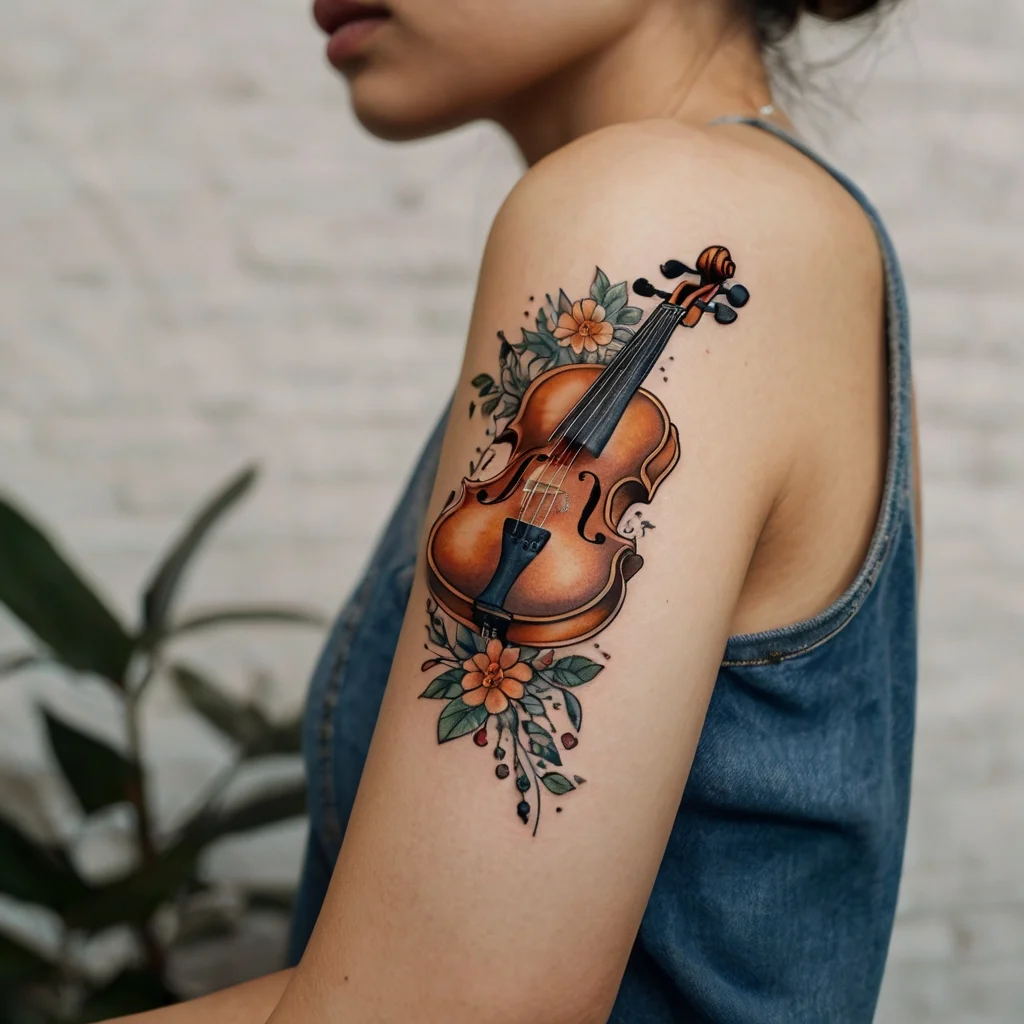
[
  {"xmin": 483, "ymin": 662, "xmax": 503, "ymax": 687},
  {"xmin": 579, "ymin": 321, "xmax": 593, "ymax": 336}
]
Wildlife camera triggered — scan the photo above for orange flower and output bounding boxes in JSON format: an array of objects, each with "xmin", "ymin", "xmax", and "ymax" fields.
[
  {"xmin": 462, "ymin": 639, "xmax": 533, "ymax": 715},
  {"xmin": 553, "ymin": 298, "xmax": 614, "ymax": 355}
]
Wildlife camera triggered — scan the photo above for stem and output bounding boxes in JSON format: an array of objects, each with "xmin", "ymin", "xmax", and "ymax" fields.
[{"xmin": 124, "ymin": 655, "xmax": 165, "ymax": 976}]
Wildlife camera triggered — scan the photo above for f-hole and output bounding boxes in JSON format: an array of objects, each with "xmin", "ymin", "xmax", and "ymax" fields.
[{"xmin": 577, "ymin": 471, "xmax": 606, "ymax": 544}]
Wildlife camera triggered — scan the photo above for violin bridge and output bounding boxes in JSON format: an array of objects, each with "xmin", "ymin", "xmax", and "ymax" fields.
[{"xmin": 522, "ymin": 471, "xmax": 570, "ymax": 514}]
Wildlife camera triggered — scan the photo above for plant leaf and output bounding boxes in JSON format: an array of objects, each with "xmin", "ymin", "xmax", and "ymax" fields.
[
  {"xmin": 437, "ymin": 697, "xmax": 489, "ymax": 743},
  {"xmin": 540, "ymin": 772, "xmax": 575, "ymax": 795},
  {"xmin": 480, "ymin": 396, "xmax": 500, "ymax": 418},
  {"xmin": 0, "ymin": 931, "xmax": 54, "ymax": 986},
  {"xmin": 158, "ymin": 605, "xmax": 325, "ymax": 644},
  {"xmin": 0, "ymin": 651, "xmax": 47, "ymax": 680},
  {"xmin": 0, "ymin": 498, "xmax": 134, "ymax": 686},
  {"xmin": 454, "ymin": 624, "xmax": 484, "ymax": 660},
  {"xmin": 170, "ymin": 663, "xmax": 268, "ymax": 748},
  {"xmin": 563, "ymin": 689, "xmax": 583, "ymax": 732},
  {"xmin": 612, "ymin": 326, "xmax": 635, "ymax": 344},
  {"xmin": 470, "ymin": 373, "xmax": 493, "ymax": 389},
  {"xmin": 66, "ymin": 782, "xmax": 307, "ymax": 931},
  {"xmin": 602, "ymin": 281, "xmax": 628, "ymax": 320},
  {"xmin": 78, "ymin": 969, "xmax": 175, "ymax": 1022},
  {"xmin": 0, "ymin": 814, "xmax": 90, "ymax": 910},
  {"xmin": 523, "ymin": 720, "xmax": 561, "ymax": 766},
  {"xmin": 42, "ymin": 710, "xmax": 135, "ymax": 815},
  {"xmin": 550, "ymin": 656, "xmax": 604, "ymax": 687},
  {"xmin": 421, "ymin": 667, "xmax": 466, "ymax": 700},
  {"xmin": 590, "ymin": 267, "xmax": 611, "ymax": 304},
  {"xmin": 141, "ymin": 465, "xmax": 258, "ymax": 636},
  {"xmin": 518, "ymin": 693, "xmax": 545, "ymax": 716},
  {"xmin": 616, "ymin": 305, "xmax": 643, "ymax": 325}
]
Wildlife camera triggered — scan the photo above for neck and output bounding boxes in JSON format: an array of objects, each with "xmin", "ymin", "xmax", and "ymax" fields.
[{"xmin": 490, "ymin": 0, "xmax": 776, "ymax": 166}]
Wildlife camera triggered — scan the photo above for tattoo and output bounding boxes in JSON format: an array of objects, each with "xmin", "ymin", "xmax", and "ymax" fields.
[{"xmin": 420, "ymin": 247, "xmax": 750, "ymax": 833}]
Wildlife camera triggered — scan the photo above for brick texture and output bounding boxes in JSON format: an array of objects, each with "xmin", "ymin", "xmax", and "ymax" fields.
[{"xmin": 0, "ymin": 1, "xmax": 1021, "ymax": 1018}]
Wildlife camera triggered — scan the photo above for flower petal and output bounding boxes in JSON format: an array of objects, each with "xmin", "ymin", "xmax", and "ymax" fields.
[
  {"xmin": 555, "ymin": 312, "xmax": 578, "ymax": 335},
  {"xmin": 463, "ymin": 685, "xmax": 488, "ymax": 706},
  {"xmin": 555, "ymin": 334, "xmax": 574, "ymax": 347},
  {"xmin": 584, "ymin": 336, "xmax": 597, "ymax": 352},
  {"xmin": 499, "ymin": 677, "xmax": 525, "ymax": 701},
  {"xmin": 462, "ymin": 671, "xmax": 484, "ymax": 691},
  {"xmin": 499, "ymin": 646, "xmax": 520, "ymax": 669},
  {"xmin": 593, "ymin": 320, "xmax": 615, "ymax": 344},
  {"xmin": 570, "ymin": 336, "xmax": 584, "ymax": 354},
  {"xmin": 579, "ymin": 297, "xmax": 599, "ymax": 321},
  {"xmin": 470, "ymin": 651, "xmax": 490, "ymax": 672},
  {"xmin": 503, "ymin": 662, "xmax": 533, "ymax": 682},
  {"xmin": 571, "ymin": 300, "xmax": 585, "ymax": 324},
  {"xmin": 485, "ymin": 638, "xmax": 503, "ymax": 664},
  {"xmin": 484, "ymin": 688, "xmax": 509, "ymax": 714}
]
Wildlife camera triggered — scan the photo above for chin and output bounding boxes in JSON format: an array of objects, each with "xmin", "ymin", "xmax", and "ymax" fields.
[{"xmin": 348, "ymin": 71, "xmax": 482, "ymax": 142}]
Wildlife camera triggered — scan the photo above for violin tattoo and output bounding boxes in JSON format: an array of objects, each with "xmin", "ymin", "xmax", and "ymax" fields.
[{"xmin": 419, "ymin": 247, "xmax": 750, "ymax": 834}]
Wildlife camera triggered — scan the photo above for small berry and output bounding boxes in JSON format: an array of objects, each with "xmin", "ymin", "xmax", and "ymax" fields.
[
  {"xmin": 516, "ymin": 774, "xmax": 531, "ymax": 792},
  {"xmin": 517, "ymin": 800, "xmax": 530, "ymax": 824},
  {"xmin": 473, "ymin": 726, "xmax": 488, "ymax": 747},
  {"xmin": 561, "ymin": 733, "xmax": 578, "ymax": 750},
  {"xmin": 494, "ymin": 745, "xmax": 505, "ymax": 760},
  {"xmin": 495, "ymin": 763, "xmax": 510, "ymax": 779}
]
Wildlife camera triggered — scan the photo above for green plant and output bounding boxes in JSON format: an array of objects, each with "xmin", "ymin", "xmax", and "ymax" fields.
[{"xmin": 0, "ymin": 466, "xmax": 326, "ymax": 1022}]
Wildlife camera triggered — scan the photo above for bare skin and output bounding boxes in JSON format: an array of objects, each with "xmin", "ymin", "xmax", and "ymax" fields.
[{"xmin": 107, "ymin": 0, "xmax": 918, "ymax": 1020}]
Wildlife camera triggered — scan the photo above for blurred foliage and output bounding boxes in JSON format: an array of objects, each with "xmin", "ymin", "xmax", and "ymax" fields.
[{"xmin": 0, "ymin": 466, "xmax": 325, "ymax": 1021}]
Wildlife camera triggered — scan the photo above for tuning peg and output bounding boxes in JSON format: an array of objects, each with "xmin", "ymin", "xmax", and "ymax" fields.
[
  {"xmin": 725, "ymin": 284, "xmax": 750, "ymax": 308},
  {"xmin": 660, "ymin": 259, "xmax": 696, "ymax": 279},
  {"xmin": 714, "ymin": 303, "xmax": 738, "ymax": 325}
]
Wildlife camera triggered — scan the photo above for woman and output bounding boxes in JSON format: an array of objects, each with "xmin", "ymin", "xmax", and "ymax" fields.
[{"xmin": 118, "ymin": 0, "xmax": 919, "ymax": 1021}]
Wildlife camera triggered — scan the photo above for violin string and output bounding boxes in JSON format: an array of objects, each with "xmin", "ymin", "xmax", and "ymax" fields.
[
  {"xmin": 522, "ymin": 304, "xmax": 676, "ymax": 532},
  {"xmin": 532, "ymin": 321, "xmax": 673, "ymax": 534},
  {"xmin": 527, "ymin": 303, "xmax": 680, "ymax": 532}
]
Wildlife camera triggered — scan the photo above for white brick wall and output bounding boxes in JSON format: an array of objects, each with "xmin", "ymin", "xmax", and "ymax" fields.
[{"xmin": 0, "ymin": 1, "xmax": 1021, "ymax": 1018}]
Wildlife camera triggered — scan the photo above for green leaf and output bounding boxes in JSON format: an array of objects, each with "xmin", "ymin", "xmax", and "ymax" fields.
[
  {"xmin": 0, "ymin": 498, "xmax": 134, "ymax": 686},
  {"xmin": 159, "ymin": 606, "xmax": 325, "ymax": 645},
  {"xmin": 170, "ymin": 663, "xmax": 268, "ymax": 748},
  {"xmin": 428, "ymin": 606, "xmax": 452, "ymax": 647},
  {"xmin": 0, "ymin": 814, "xmax": 90, "ymax": 910},
  {"xmin": 557, "ymin": 289, "xmax": 573, "ymax": 315},
  {"xmin": 454, "ymin": 624, "xmax": 485, "ymax": 660},
  {"xmin": 518, "ymin": 693, "xmax": 545, "ymax": 716},
  {"xmin": 523, "ymin": 720, "xmax": 561, "ymax": 766},
  {"xmin": 590, "ymin": 267, "xmax": 611, "ymax": 304},
  {"xmin": 78, "ymin": 969, "xmax": 175, "ymax": 1022},
  {"xmin": 141, "ymin": 465, "xmax": 257, "ymax": 636},
  {"xmin": 0, "ymin": 652, "xmax": 47, "ymax": 680},
  {"xmin": 563, "ymin": 689, "xmax": 583, "ymax": 732},
  {"xmin": 67, "ymin": 782, "xmax": 307, "ymax": 931},
  {"xmin": 550, "ymin": 655, "xmax": 604, "ymax": 687},
  {"xmin": 0, "ymin": 932, "xmax": 53, "ymax": 986},
  {"xmin": 468, "ymin": 400, "xmax": 476, "ymax": 418},
  {"xmin": 481, "ymin": 396, "xmax": 500, "ymax": 418},
  {"xmin": 517, "ymin": 646, "xmax": 541, "ymax": 663},
  {"xmin": 420, "ymin": 667, "xmax": 466, "ymax": 700},
  {"xmin": 616, "ymin": 305, "xmax": 643, "ymax": 325},
  {"xmin": 540, "ymin": 772, "xmax": 575, "ymax": 795},
  {"xmin": 43, "ymin": 710, "xmax": 135, "ymax": 815},
  {"xmin": 602, "ymin": 281, "xmax": 628, "ymax": 320},
  {"xmin": 612, "ymin": 326, "xmax": 635, "ymax": 344},
  {"xmin": 471, "ymin": 373, "xmax": 494, "ymax": 389},
  {"xmin": 519, "ymin": 329, "xmax": 559, "ymax": 362},
  {"xmin": 437, "ymin": 697, "xmax": 489, "ymax": 743}
]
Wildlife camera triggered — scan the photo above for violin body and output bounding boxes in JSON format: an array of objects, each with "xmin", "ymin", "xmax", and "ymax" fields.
[{"xmin": 426, "ymin": 362, "xmax": 680, "ymax": 647}]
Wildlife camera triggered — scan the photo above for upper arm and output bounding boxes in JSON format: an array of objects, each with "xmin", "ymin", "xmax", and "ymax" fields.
[{"xmin": 270, "ymin": 124, "xmax": 844, "ymax": 1024}]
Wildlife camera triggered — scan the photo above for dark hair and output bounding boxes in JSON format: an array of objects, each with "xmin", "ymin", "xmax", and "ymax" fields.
[{"xmin": 753, "ymin": 0, "xmax": 896, "ymax": 45}]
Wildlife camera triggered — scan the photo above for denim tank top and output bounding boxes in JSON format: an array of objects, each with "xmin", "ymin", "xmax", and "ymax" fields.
[{"xmin": 288, "ymin": 119, "xmax": 918, "ymax": 1024}]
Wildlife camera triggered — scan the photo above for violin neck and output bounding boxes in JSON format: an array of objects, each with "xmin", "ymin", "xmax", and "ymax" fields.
[{"xmin": 553, "ymin": 302, "xmax": 685, "ymax": 457}]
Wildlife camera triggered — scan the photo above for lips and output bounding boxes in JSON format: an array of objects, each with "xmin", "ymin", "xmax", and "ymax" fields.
[{"xmin": 312, "ymin": 0, "xmax": 390, "ymax": 37}]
